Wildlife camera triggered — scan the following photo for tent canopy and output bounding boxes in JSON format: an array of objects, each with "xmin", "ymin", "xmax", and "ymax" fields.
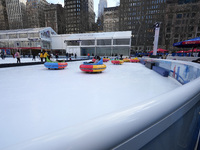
[
  {"xmin": 149, "ymin": 48, "xmax": 168, "ymax": 53},
  {"xmin": 173, "ymin": 37, "xmax": 200, "ymax": 48}
]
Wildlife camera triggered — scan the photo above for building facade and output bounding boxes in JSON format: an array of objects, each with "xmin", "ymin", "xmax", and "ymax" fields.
[
  {"xmin": 26, "ymin": 0, "xmax": 49, "ymax": 28},
  {"xmin": 165, "ymin": 0, "xmax": 200, "ymax": 50},
  {"xmin": 119, "ymin": 0, "xmax": 166, "ymax": 53},
  {"xmin": 64, "ymin": 0, "xmax": 95, "ymax": 34},
  {"xmin": 0, "ymin": 0, "xmax": 9, "ymax": 30},
  {"xmin": 45, "ymin": 4, "xmax": 66, "ymax": 34},
  {"xmin": 103, "ymin": 7, "xmax": 119, "ymax": 32},
  {"xmin": 5, "ymin": 0, "xmax": 27, "ymax": 29}
]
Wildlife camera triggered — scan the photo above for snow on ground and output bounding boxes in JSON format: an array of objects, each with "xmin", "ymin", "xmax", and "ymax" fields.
[{"xmin": 0, "ymin": 61, "xmax": 181, "ymax": 149}]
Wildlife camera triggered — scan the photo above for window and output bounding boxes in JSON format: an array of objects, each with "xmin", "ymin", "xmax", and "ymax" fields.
[
  {"xmin": 19, "ymin": 33, "xmax": 28, "ymax": 38},
  {"xmin": 0, "ymin": 34, "xmax": 6, "ymax": 39},
  {"xmin": 9, "ymin": 34, "xmax": 17, "ymax": 39},
  {"xmin": 29, "ymin": 33, "xmax": 39, "ymax": 38},
  {"xmin": 81, "ymin": 40, "xmax": 95, "ymax": 45},
  {"xmin": 176, "ymin": 14, "xmax": 182, "ymax": 18},
  {"xmin": 67, "ymin": 40, "xmax": 80, "ymax": 46},
  {"xmin": 113, "ymin": 39, "xmax": 130, "ymax": 45},
  {"xmin": 97, "ymin": 39, "xmax": 111, "ymax": 45}
]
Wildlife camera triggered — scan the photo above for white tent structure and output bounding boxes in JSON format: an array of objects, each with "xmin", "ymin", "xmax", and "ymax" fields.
[
  {"xmin": 0, "ymin": 27, "xmax": 57, "ymax": 53},
  {"xmin": 51, "ymin": 31, "xmax": 132, "ymax": 56}
]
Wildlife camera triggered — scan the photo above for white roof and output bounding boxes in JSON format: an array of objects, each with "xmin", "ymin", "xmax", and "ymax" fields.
[
  {"xmin": 53, "ymin": 31, "xmax": 132, "ymax": 40},
  {"xmin": 0, "ymin": 27, "xmax": 57, "ymax": 35}
]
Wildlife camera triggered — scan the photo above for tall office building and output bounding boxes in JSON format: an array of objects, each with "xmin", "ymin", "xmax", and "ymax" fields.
[
  {"xmin": 5, "ymin": 0, "xmax": 27, "ymax": 29},
  {"xmin": 165, "ymin": 0, "xmax": 200, "ymax": 50},
  {"xmin": 26, "ymin": 0, "xmax": 49, "ymax": 28},
  {"xmin": 45, "ymin": 4, "xmax": 66, "ymax": 34},
  {"xmin": 65, "ymin": 0, "xmax": 95, "ymax": 34},
  {"xmin": 119, "ymin": 0, "xmax": 166, "ymax": 52},
  {"xmin": 97, "ymin": 0, "xmax": 107, "ymax": 31},
  {"xmin": 0, "ymin": 0, "xmax": 9, "ymax": 30},
  {"xmin": 98, "ymin": 0, "xmax": 107, "ymax": 17}
]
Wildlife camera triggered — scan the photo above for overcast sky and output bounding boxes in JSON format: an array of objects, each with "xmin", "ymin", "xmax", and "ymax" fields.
[{"xmin": 46, "ymin": 0, "xmax": 119, "ymax": 17}]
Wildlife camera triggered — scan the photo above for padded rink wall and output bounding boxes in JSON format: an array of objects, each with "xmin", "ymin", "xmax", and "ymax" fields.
[{"xmin": 4, "ymin": 59, "xmax": 200, "ymax": 150}]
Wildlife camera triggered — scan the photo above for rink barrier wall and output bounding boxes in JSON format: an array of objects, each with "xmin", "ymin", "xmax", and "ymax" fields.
[
  {"xmin": 3, "ymin": 59, "xmax": 200, "ymax": 150},
  {"xmin": 0, "ymin": 58, "xmax": 88, "ymax": 68}
]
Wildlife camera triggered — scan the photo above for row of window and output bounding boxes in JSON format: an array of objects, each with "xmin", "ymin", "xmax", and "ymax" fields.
[
  {"xmin": 176, "ymin": 13, "xmax": 196, "ymax": 18},
  {"xmin": 66, "ymin": 39, "xmax": 130, "ymax": 46},
  {"xmin": 0, "ymin": 33, "xmax": 39, "ymax": 39}
]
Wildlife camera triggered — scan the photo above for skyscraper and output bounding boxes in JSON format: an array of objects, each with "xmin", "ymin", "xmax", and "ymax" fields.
[
  {"xmin": 119, "ymin": 0, "xmax": 166, "ymax": 52},
  {"xmin": 65, "ymin": 0, "xmax": 95, "ymax": 34},
  {"xmin": 98, "ymin": 0, "xmax": 107, "ymax": 18},
  {"xmin": 5, "ymin": 0, "xmax": 27, "ymax": 29},
  {"xmin": 45, "ymin": 4, "xmax": 66, "ymax": 34},
  {"xmin": 165, "ymin": 0, "xmax": 200, "ymax": 50},
  {"xmin": 26, "ymin": 0, "xmax": 49, "ymax": 28},
  {"xmin": 0, "ymin": 0, "xmax": 9, "ymax": 30}
]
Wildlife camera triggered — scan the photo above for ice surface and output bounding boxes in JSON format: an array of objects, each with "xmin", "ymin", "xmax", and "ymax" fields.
[
  {"xmin": 0, "ymin": 57, "xmax": 41, "ymax": 64},
  {"xmin": 0, "ymin": 61, "xmax": 181, "ymax": 149}
]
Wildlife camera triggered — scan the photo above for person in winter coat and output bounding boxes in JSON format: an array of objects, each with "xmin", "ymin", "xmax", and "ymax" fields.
[
  {"xmin": 40, "ymin": 52, "xmax": 44, "ymax": 62},
  {"xmin": 55, "ymin": 53, "xmax": 59, "ymax": 60},
  {"xmin": 44, "ymin": 51, "xmax": 49, "ymax": 62},
  {"xmin": 15, "ymin": 50, "xmax": 21, "ymax": 63}
]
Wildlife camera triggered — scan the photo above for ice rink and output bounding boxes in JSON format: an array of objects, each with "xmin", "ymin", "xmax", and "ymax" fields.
[{"xmin": 0, "ymin": 60, "xmax": 181, "ymax": 149}]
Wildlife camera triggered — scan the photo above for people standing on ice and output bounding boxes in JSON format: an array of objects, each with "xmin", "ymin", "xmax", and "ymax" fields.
[
  {"xmin": 75, "ymin": 53, "xmax": 77, "ymax": 59},
  {"xmin": 88, "ymin": 53, "xmax": 90, "ymax": 59},
  {"xmin": 12, "ymin": 53, "xmax": 15, "ymax": 58},
  {"xmin": 1, "ymin": 51, "xmax": 5, "ymax": 60},
  {"xmin": 66, "ymin": 52, "xmax": 69, "ymax": 60},
  {"xmin": 15, "ymin": 50, "xmax": 21, "ymax": 63},
  {"xmin": 40, "ymin": 52, "xmax": 44, "ymax": 62},
  {"xmin": 120, "ymin": 54, "xmax": 123, "ymax": 60},
  {"xmin": 55, "ymin": 53, "xmax": 58, "ymax": 60},
  {"xmin": 32, "ymin": 53, "xmax": 36, "ymax": 61},
  {"xmin": 44, "ymin": 51, "xmax": 49, "ymax": 62}
]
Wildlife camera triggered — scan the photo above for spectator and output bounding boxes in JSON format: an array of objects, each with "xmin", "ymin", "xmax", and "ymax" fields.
[
  {"xmin": 40, "ymin": 52, "xmax": 44, "ymax": 62},
  {"xmin": 75, "ymin": 53, "xmax": 77, "ymax": 59},
  {"xmin": 32, "ymin": 53, "xmax": 36, "ymax": 61},
  {"xmin": 56, "ymin": 53, "xmax": 58, "ymax": 60},
  {"xmin": 15, "ymin": 50, "xmax": 21, "ymax": 63},
  {"xmin": 44, "ymin": 51, "xmax": 49, "ymax": 62},
  {"xmin": 66, "ymin": 52, "xmax": 69, "ymax": 60}
]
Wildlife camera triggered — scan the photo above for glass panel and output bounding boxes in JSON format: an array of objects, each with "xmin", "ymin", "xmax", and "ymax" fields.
[
  {"xmin": 113, "ymin": 39, "xmax": 130, "ymax": 45},
  {"xmin": 81, "ymin": 47, "xmax": 95, "ymax": 56},
  {"xmin": 112, "ymin": 46, "xmax": 129, "ymax": 56},
  {"xmin": 0, "ymin": 41, "xmax": 6, "ymax": 47},
  {"xmin": 96, "ymin": 47, "xmax": 111, "ymax": 56},
  {"xmin": 20, "ymin": 41, "xmax": 30, "ymax": 47},
  {"xmin": 81, "ymin": 40, "xmax": 95, "ymax": 45},
  {"xmin": 29, "ymin": 33, "xmax": 39, "ymax": 38},
  {"xmin": 42, "ymin": 41, "xmax": 50, "ymax": 49},
  {"xmin": 97, "ymin": 39, "xmax": 111, "ymax": 45},
  {"xmin": 8, "ymin": 41, "xmax": 15, "ymax": 47},
  {"xmin": 67, "ymin": 40, "xmax": 80, "ymax": 46},
  {"xmin": 9, "ymin": 34, "xmax": 17, "ymax": 39},
  {"xmin": 0, "ymin": 34, "xmax": 7, "ymax": 39},
  {"xmin": 19, "ymin": 33, "xmax": 28, "ymax": 38}
]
